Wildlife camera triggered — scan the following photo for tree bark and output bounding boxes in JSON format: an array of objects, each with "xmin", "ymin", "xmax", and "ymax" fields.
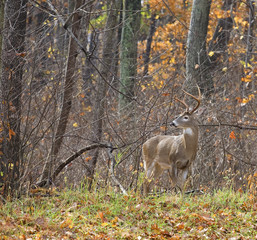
[
  {"xmin": 0, "ymin": 0, "xmax": 27, "ymax": 197},
  {"xmin": 39, "ymin": 0, "xmax": 86, "ymax": 185},
  {"xmin": 119, "ymin": 0, "xmax": 141, "ymax": 112},
  {"xmin": 85, "ymin": 0, "xmax": 119, "ymax": 190},
  {"xmin": 208, "ymin": 17, "xmax": 233, "ymax": 63},
  {"xmin": 244, "ymin": 0, "xmax": 255, "ymax": 65},
  {"xmin": 186, "ymin": 0, "xmax": 212, "ymax": 95},
  {"xmin": 143, "ymin": 13, "xmax": 156, "ymax": 76},
  {"xmin": 0, "ymin": 0, "xmax": 4, "ymax": 68}
]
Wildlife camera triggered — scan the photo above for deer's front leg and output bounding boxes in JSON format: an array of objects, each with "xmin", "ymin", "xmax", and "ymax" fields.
[
  {"xmin": 179, "ymin": 168, "xmax": 189, "ymax": 195},
  {"xmin": 169, "ymin": 162, "xmax": 178, "ymax": 190}
]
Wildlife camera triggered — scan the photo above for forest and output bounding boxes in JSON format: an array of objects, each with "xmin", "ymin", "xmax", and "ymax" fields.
[
  {"xmin": 0, "ymin": 0, "xmax": 256, "ymax": 198},
  {"xmin": 0, "ymin": 0, "xmax": 257, "ymax": 238}
]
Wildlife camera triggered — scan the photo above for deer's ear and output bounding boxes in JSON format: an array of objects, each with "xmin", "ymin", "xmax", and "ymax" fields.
[{"xmin": 195, "ymin": 107, "xmax": 205, "ymax": 116}]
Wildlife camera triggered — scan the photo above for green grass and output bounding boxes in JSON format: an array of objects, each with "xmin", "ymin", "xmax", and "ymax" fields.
[{"xmin": 0, "ymin": 187, "xmax": 256, "ymax": 239}]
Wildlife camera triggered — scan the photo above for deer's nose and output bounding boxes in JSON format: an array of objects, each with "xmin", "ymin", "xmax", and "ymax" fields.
[{"xmin": 171, "ymin": 121, "xmax": 177, "ymax": 127}]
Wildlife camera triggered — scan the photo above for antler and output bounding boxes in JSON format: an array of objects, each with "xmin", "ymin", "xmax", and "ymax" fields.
[
  {"xmin": 182, "ymin": 85, "xmax": 201, "ymax": 114},
  {"xmin": 174, "ymin": 97, "xmax": 189, "ymax": 113}
]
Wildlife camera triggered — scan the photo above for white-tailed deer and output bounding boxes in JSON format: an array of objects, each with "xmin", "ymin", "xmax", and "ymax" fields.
[{"xmin": 143, "ymin": 87, "xmax": 201, "ymax": 195}]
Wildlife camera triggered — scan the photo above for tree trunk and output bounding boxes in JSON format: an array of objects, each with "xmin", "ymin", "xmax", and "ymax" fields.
[
  {"xmin": 119, "ymin": 0, "xmax": 141, "ymax": 112},
  {"xmin": 111, "ymin": 0, "xmax": 122, "ymax": 88},
  {"xmin": 0, "ymin": 0, "xmax": 27, "ymax": 197},
  {"xmin": 39, "ymin": 0, "xmax": 86, "ymax": 185},
  {"xmin": 85, "ymin": 0, "xmax": 119, "ymax": 190},
  {"xmin": 245, "ymin": 0, "xmax": 255, "ymax": 65},
  {"xmin": 143, "ymin": 13, "xmax": 156, "ymax": 76},
  {"xmin": 0, "ymin": 0, "xmax": 4, "ymax": 68},
  {"xmin": 186, "ymin": 0, "xmax": 212, "ymax": 95}
]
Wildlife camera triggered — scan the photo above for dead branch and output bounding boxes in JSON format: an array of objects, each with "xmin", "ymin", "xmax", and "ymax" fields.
[
  {"xmin": 36, "ymin": 143, "xmax": 114, "ymax": 187},
  {"xmin": 199, "ymin": 123, "xmax": 257, "ymax": 131}
]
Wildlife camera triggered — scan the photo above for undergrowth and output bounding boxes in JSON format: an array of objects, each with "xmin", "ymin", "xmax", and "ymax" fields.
[{"xmin": 0, "ymin": 186, "xmax": 256, "ymax": 239}]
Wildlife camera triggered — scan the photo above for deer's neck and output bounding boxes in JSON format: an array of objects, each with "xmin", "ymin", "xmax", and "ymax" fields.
[{"xmin": 183, "ymin": 126, "xmax": 198, "ymax": 151}]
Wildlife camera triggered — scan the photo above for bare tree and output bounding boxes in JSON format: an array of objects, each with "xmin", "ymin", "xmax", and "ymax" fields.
[
  {"xmin": 0, "ymin": 0, "xmax": 27, "ymax": 197},
  {"xmin": 143, "ymin": 13, "xmax": 156, "ymax": 76},
  {"xmin": 85, "ymin": 0, "xmax": 120, "ymax": 189},
  {"xmin": 119, "ymin": 0, "xmax": 141, "ymax": 112},
  {"xmin": 39, "ymin": 0, "xmax": 87, "ymax": 186}
]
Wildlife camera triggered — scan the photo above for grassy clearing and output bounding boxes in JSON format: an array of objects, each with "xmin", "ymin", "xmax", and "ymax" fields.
[{"xmin": 0, "ymin": 187, "xmax": 256, "ymax": 239}]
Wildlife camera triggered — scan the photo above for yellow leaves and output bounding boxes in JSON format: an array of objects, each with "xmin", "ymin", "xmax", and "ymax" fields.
[
  {"xmin": 208, "ymin": 51, "xmax": 214, "ymax": 57},
  {"xmin": 234, "ymin": 16, "xmax": 242, "ymax": 24},
  {"xmin": 48, "ymin": 46, "xmax": 53, "ymax": 53},
  {"xmin": 73, "ymin": 122, "xmax": 78, "ymax": 128},
  {"xmin": 240, "ymin": 60, "xmax": 252, "ymax": 69},
  {"xmin": 227, "ymin": 153, "xmax": 233, "ymax": 161},
  {"xmin": 8, "ymin": 163, "xmax": 14, "ymax": 170},
  {"xmin": 247, "ymin": 94, "xmax": 254, "ymax": 100},
  {"xmin": 60, "ymin": 217, "xmax": 73, "ymax": 229},
  {"xmin": 141, "ymin": 84, "xmax": 146, "ymax": 92},
  {"xmin": 95, "ymin": 211, "xmax": 121, "ymax": 228},
  {"xmin": 169, "ymin": 57, "xmax": 175, "ymax": 64},
  {"xmin": 213, "ymin": 9, "xmax": 224, "ymax": 19},
  {"xmin": 84, "ymin": 106, "xmax": 92, "ymax": 112},
  {"xmin": 47, "ymin": 46, "xmax": 59, "ymax": 58},
  {"xmin": 148, "ymin": 0, "xmax": 185, "ymax": 16},
  {"xmin": 240, "ymin": 94, "xmax": 255, "ymax": 105}
]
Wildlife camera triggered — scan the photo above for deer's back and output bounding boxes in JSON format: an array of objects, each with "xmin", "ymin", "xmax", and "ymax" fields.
[{"xmin": 142, "ymin": 135, "xmax": 182, "ymax": 168}]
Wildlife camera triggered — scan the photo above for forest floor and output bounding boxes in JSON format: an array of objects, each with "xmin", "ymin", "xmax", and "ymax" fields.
[{"xmin": 0, "ymin": 187, "xmax": 257, "ymax": 239}]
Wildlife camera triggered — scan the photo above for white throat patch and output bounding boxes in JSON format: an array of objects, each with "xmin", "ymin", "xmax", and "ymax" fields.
[{"xmin": 184, "ymin": 128, "xmax": 193, "ymax": 136}]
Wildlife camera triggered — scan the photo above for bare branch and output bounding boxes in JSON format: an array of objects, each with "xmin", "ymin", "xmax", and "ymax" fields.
[
  {"xmin": 199, "ymin": 123, "xmax": 257, "ymax": 131},
  {"xmin": 37, "ymin": 143, "xmax": 114, "ymax": 187},
  {"xmin": 106, "ymin": 144, "xmax": 128, "ymax": 195}
]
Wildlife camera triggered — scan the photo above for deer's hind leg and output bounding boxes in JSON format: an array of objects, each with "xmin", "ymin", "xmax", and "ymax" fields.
[{"xmin": 143, "ymin": 162, "xmax": 163, "ymax": 196}]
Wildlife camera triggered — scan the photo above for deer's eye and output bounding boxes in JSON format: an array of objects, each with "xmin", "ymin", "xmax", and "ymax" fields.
[{"xmin": 184, "ymin": 116, "xmax": 189, "ymax": 120}]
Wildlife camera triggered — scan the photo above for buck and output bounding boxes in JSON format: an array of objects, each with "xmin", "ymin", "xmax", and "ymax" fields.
[{"xmin": 143, "ymin": 87, "xmax": 201, "ymax": 195}]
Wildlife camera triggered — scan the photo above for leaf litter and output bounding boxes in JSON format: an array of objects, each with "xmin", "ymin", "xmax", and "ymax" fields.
[{"xmin": 0, "ymin": 188, "xmax": 257, "ymax": 239}]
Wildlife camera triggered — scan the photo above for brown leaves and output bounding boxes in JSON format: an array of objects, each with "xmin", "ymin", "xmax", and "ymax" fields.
[
  {"xmin": 8, "ymin": 128, "xmax": 15, "ymax": 140},
  {"xmin": 1, "ymin": 189, "xmax": 257, "ymax": 239},
  {"xmin": 229, "ymin": 131, "xmax": 236, "ymax": 140}
]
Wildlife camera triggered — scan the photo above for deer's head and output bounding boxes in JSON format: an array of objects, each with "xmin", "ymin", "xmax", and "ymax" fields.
[{"xmin": 171, "ymin": 87, "xmax": 201, "ymax": 129}]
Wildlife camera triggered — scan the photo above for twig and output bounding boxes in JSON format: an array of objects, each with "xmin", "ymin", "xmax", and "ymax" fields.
[
  {"xmin": 199, "ymin": 123, "xmax": 257, "ymax": 131},
  {"xmin": 106, "ymin": 143, "xmax": 128, "ymax": 195},
  {"xmin": 0, "ymin": 194, "xmax": 6, "ymax": 203}
]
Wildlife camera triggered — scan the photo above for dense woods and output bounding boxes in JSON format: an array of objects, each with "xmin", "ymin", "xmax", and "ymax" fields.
[{"xmin": 0, "ymin": 0, "xmax": 256, "ymax": 199}]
